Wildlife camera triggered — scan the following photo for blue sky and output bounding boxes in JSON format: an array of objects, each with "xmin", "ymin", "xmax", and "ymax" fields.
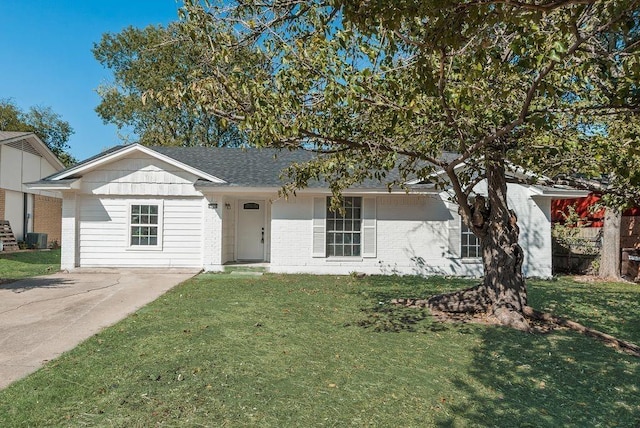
[{"xmin": 0, "ymin": 0, "xmax": 182, "ymax": 160}]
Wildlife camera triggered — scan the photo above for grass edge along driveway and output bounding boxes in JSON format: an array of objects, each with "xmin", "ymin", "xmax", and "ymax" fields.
[
  {"xmin": 0, "ymin": 273, "xmax": 638, "ymax": 427},
  {"xmin": 0, "ymin": 249, "xmax": 61, "ymax": 283}
]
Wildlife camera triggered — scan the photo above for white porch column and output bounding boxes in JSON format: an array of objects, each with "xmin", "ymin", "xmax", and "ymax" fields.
[
  {"xmin": 202, "ymin": 196, "xmax": 224, "ymax": 271},
  {"xmin": 60, "ymin": 192, "xmax": 78, "ymax": 270}
]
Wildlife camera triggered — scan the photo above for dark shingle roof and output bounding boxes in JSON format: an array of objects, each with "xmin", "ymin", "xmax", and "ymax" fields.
[
  {"xmin": 151, "ymin": 146, "xmax": 433, "ymax": 188},
  {"xmin": 50, "ymin": 144, "xmax": 448, "ymax": 189},
  {"xmin": 151, "ymin": 146, "xmax": 319, "ymax": 187}
]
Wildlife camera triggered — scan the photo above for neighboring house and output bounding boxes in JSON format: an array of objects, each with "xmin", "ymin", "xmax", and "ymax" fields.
[
  {"xmin": 552, "ymin": 194, "xmax": 640, "ymax": 247},
  {"xmin": 0, "ymin": 131, "xmax": 65, "ymax": 245},
  {"xmin": 28, "ymin": 144, "xmax": 586, "ymax": 276},
  {"xmin": 552, "ymin": 194, "xmax": 640, "ymax": 275}
]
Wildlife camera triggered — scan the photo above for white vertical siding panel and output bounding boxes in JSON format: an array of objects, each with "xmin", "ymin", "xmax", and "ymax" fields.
[{"xmin": 1, "ymin": 146, "xmax": 23, "ymax": 191}]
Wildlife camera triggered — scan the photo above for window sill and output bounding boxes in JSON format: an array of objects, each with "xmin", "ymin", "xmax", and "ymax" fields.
[
  {"xmin": 461, "ymin": 258, "xmax": 482, "ymax": 264},
  {"xmin": 326, "ymin": 257, "xmax": 363, "ymax": 262},
  {"xmin": 126, "ymin": 246, "xmax": 163, "ymax": 251}
]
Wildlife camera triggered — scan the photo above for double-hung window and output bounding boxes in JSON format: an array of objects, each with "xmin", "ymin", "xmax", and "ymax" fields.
[
  {"xmin": 461, "ymin": 221, "xmax": 481, "ymax": 258},
  {"xmin": 326, "ymin": 196, "xmax": 362, "ymax": 257},
  {"xmin": 130, "ymin": 203, "xmax": 161, "ymax": 248}
]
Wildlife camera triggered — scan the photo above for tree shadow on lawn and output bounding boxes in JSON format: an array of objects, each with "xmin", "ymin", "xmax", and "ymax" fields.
[
  {"xmin": 353, "ymin": 276, "xmax": 640, "ymax": 426},
  {"xmin": 528, "ymin": 282, "xmax": 640, "ymax": 345},
  {"xmin": 353, "ymin": 275, "xmax": 484, "ymax": 334},
  {"xmin": 438, "ymin": 328, "xmax": 640, "ymax": 427},
  {"xmin": 0, "ymin": 277, "xmax": 72, "ymax": 293}
]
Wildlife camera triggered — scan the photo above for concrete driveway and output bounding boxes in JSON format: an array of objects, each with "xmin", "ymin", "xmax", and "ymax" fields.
[{"xmin": 0, "ymin": 268, "xmax": 199, "ymax": 389}]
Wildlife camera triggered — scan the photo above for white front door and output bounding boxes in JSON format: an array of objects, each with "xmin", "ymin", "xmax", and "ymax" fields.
[{"xmin": 237, "ymin": 200, "xmax": 265, "ymax": 260}]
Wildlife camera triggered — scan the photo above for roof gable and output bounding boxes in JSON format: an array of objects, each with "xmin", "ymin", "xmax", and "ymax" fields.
[
  {"xmin": 49, "ymin": 144, "xmax": 226, "ymax": 184},
  {"xmin": 0, "ymin": 131, "xmax": 65, "ymax": 171}
]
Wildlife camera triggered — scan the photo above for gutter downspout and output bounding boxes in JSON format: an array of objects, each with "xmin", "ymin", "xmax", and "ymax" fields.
[{"xmin": 23, "ymin": 193, "xmax": 28, "ymax": 242}]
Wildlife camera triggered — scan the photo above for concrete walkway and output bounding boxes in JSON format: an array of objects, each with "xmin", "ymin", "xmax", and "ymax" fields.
[{"xmin": 0, "ymin": 268, "xmax": 199, "ymax": 389}]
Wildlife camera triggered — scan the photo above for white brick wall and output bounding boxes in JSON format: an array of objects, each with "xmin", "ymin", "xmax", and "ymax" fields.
[
  {"xmin": 203, "ymin": 196, "xmax": 224, "ymax": 271},
  {"xmin": 269, "ymin": 187, "xmax": 553, "ymax": 278},
  {"xmin": 61, "ymin": 193, "xmax": 78, "ymax": 270},
  {"xmin": 270, "ymin": 194, "xmax": 472, "ymax": 276}
]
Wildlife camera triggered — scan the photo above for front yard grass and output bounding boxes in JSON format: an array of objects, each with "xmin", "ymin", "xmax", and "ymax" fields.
[
  {"xmin": 0, "ymin": 274, "xmax": 638, "ymax": 427},
  {"xmin": 0, "ymin": 249, "xmax": 60, "ymax": 283}
]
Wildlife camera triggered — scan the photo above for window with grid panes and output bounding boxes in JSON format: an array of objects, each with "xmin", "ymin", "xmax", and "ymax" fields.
[
  {"xmin": 130, "ymin": 204, "xmax": 159, "ymax": 246},
  {"xmin": 461, "ymin": 221, "xmax": 481, "ymax": 258},
  {"xmin": 326, "ymin": 196, "xmax": 362, "ymax": 257}
]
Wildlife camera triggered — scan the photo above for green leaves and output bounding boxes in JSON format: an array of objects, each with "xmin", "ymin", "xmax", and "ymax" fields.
[
  {"xmin": 93, "ymin": 22, "xmax": 245, "ymax": 147},
  {"xmin": 142, "ymin": 0, "xmax": 640, "ymax": 205},
  {"xmin": 0, "ymin": 99, "xmax": 75, "ymax": 166}
]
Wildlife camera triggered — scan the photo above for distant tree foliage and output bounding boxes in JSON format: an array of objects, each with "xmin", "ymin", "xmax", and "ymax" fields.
[
  {"xmin": 93, "ymin": 23, "xmax": 244, "ymax": 147},
  {"xmin": 0, "ymin": 99, "xmax": 75, "ymax": 166}
]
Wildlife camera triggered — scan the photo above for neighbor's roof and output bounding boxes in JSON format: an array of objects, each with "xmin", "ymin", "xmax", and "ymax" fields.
[
  {"xmin": 0, "ymin": 131, "xmax": 65, "ymax": 170},
  {"xmin": 0, "ymin": 131, "xmax": 31, "ymax": 141}
]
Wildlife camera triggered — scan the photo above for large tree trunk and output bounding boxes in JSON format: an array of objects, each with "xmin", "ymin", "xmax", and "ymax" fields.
[
  {"xmin": 599, "ymin": 206, "xmax": 621, "ymax": 280},
  {"xmin": 427, "ymin": 152, "xmax": 530, "ymax": 331},
  {"xmin": 481, "ymin": 156, "xmax": 529, "ymax": 330}
]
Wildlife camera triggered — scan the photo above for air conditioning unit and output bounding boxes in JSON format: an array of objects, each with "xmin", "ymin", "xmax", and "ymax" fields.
[{"xmin": 26, "ymin": 233, "xmax": 48, "ymax": 249}]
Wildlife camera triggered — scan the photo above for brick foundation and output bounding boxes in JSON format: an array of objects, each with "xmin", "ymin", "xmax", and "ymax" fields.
[{"xmin": 33, "ymin": 195, "xmax": 62, "ymax": 246}]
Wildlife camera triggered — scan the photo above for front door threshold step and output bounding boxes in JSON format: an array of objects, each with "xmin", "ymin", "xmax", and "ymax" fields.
[
  {"xmin": 227, "ymin": 271, "xmax": 264, "ymax": 277},
  {"xmin": 223, "ymin": 264, "xmax": 269, "ymax": 275}
]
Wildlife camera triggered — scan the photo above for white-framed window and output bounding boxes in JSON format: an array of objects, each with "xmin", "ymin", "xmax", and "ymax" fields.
[
  {"xmin": 461, "ymin": 221, "xmax": 481, "ymax": 258},
  {"xmin": 326, "ymin": 196, "xmax": 362, "ymax": 257},
  {"xmin": 128, "ymin": 201, "xmax": 163, "ymax": 249}
]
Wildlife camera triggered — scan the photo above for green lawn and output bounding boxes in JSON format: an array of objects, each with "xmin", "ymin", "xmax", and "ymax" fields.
[
  {"xmin": 0, "ymin": 249, "xmax": 60, "ymax": 282},
  {"xmin": 0, "ymin": 273, "xmax": 638, "ymax": 427}
]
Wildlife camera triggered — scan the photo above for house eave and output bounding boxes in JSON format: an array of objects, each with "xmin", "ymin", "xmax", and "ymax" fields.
[
  {"xmin": 194, "ymin": 184, "xmax": 440, "ymax": 195},
  {"xmin": 50, "ymin": 144, "xmax": 227, "ymax": 184},
  {"xmin": 528, "ymin": 186, "xmax": 590, "ymax": 199},
  {"xmin": 25, "ymin": 178, "xmax": 81, "ymax": 191}
]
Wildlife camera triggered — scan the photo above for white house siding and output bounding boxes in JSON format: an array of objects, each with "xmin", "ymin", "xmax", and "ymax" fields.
[
  {"xmin": 376, "ymin": 194, "xmax": 463, "ymax": 276},
  {"xmin": 202, "ymin": 196, "xmax": 223, "ymax": 271},
  {"xmin": 4, "ymin": 190, "xmax": 25, "ymax": 240},
  {"xmin": 77, "ymin": 196, "xmax": 203, "ymax": 268},
  {"xmin": 0, "ymin": 144, "xmax": 58, "ymax": 193},
  {"xmin": 65, "ymin": 154, "xmax": 206, "ymax": 269},
  {"xmin": 79, "ymin": 154, "xmax": 203, "ymax": 197},
  {"xmin": 509, "ymin": 186, "xmax": 553, "ymax": 278}
]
